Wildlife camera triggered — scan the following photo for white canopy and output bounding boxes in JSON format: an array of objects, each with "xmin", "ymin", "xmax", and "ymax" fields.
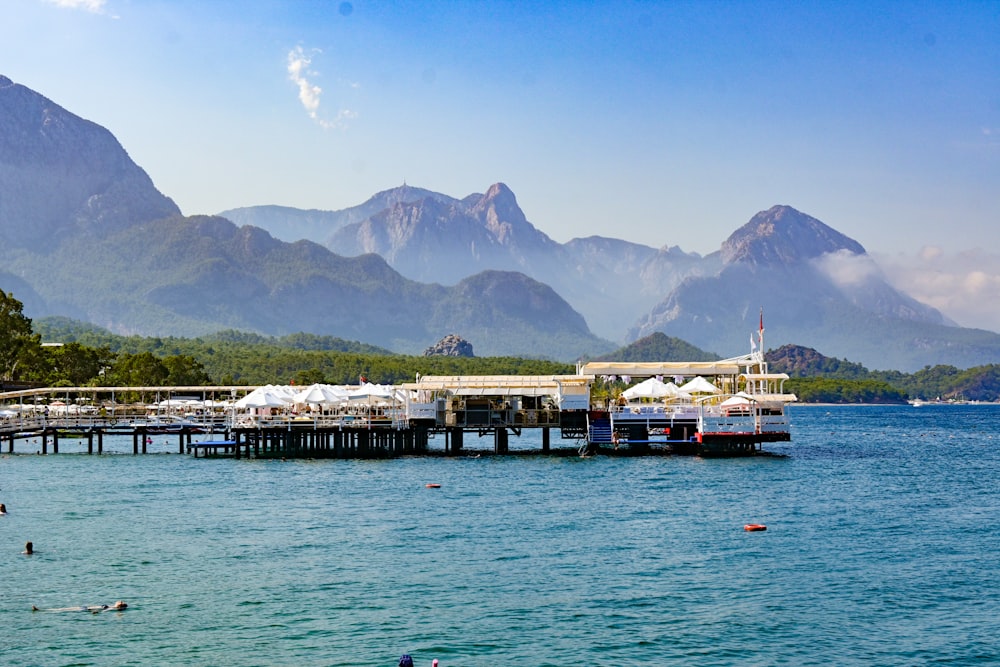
[
  {"xmin": 679, "ymin": 376, "xmax": 721, "ymax": 394},
  {"xmin": 720, "ymin": 392, "xmax": 755, "ymax": 408},
  {"xmin": 235, "ymin": 386, "xmax": 293, "ymax": 409},
  {"xmin": 292, "ymin": 383, "xmax": 348, "ymax": 406},
  {"xmin": 348, "ymin": 382, "xmax": 396, "ymax": 401},
  {"xmin": 622, "ymin": 377, "xmax": 671, "ymax": 399}
]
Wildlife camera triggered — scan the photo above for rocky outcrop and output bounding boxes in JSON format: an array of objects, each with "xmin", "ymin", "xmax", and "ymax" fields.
[{"xmin": 423, "ymin": 334, "xmax": 474, "ymax": 357}]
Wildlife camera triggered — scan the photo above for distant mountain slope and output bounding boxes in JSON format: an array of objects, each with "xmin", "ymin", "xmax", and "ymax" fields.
[
  {"xmin": 218, "ymin": 184, "xmax": 454, "ymax": 247},
  {"xmin": 0, "ymin": 75, "xmax": 179, "ymax": 251},
  {"xmin": 766, "ymin": 344, "xmax": 871, "ymax": 378},
  {"xmin": 35, "ymin": 317, "xmax": 395, "ymax": 355},
  {"xmin": 6, "ymin": 213, "xmax": 610, "ymax": 359},
  {"xmin": 629, "ymin": 206, "xmax": 1000, "ymax": 371},
  {"xmin": 594, "ymin": 332, "xmax": 721, "ymax": 362}
]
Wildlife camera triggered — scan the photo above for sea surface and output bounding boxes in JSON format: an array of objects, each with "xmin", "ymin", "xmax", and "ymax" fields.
[{"xmin": 2, "ymin": 404, "xmax": 1000, "ymax": 666}]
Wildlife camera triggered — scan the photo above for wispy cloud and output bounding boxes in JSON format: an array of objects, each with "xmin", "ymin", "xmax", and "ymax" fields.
[
  {"xmin": 813, "ymin": 249, "xmax": 882, "ymax": 288},
  {"xmin": 44, "ymin": 0, "xmax": 107, "ymax": 13},
  {"xmin": 286, "ymin": 46, "xmax": 357, "ymax": 129},
  {"xmin": 874, "ymin": 246, "xmax": 1000, "ymax": 334}
]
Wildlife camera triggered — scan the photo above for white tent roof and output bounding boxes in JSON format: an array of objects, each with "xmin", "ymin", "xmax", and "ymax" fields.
[
  {"xmin": 347, "ymin": 382, "xmax": 396, "ymax": 400},
  {"xmin": 622, "ymin": 377, "xmax": 671, "ymax": 399},
  {"xmin": 720, "ymin": 392, "xmax": 755, "ymax": 407},
  {"xmin": 235, "ymin": 386, "xmax": 293, "ymax": 409},
  {"xmin": 292, "ymin": 383, "xmax": 348, "ymax": 405},
  {"xmin": 679, "ymin": 376, "xmax": 721, "ymax": 394}
]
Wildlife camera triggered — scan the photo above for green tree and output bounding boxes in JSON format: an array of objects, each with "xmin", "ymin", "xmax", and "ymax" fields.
[
  {"xmin": 163, "ymin": 354, "xmax": 211, "ymax": 385},
  {"xmin": 29, "ymin": 342, "xmax": 113, "ymax": 387},
  {"xmin": 0, "ymin": 291, "xmax": 42, "ymax": 382},
  {"xmin": 107, "ymin": 352, "xmax": 169, "ymax": 387}
]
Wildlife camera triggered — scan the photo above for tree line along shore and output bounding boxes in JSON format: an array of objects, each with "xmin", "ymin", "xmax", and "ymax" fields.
[{"xmin": 2, "ymin": 290, "xmax": 999, "ymax": 404}]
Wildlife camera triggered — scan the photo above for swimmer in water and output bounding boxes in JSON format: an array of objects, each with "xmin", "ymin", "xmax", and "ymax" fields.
[
  {"xmin": 0, "ymin": 503, "xmax": 7, "ymax": 515},
  {"xmin": 32, "ymin": 601, "xmax": 127, "ymax": 613},
  {"xmin": 22, "ymin": 541, "xmax": 33, "ymax": 555}
]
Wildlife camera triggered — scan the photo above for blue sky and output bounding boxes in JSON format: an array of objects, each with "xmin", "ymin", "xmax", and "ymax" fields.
[{"xmin": 3, "ymin": 0, "xmax": 1000, "ymax": 329}]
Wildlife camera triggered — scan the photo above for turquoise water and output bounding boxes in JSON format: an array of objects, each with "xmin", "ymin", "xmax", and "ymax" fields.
[{"xmin": 3, "ymin": 404, "xmax": 1000, "ymax": 665}]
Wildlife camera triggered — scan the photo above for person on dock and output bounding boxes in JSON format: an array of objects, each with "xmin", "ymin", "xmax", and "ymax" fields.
[{"xmin": 32, "ymin": 601, "xmax": 127, "ymax": 613}]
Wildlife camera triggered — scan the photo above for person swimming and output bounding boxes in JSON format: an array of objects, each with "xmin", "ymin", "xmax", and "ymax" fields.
[
  {"xmin": 0, "ymin": 503, "xmax": 7, "ymax": 515},
  {"xmin": 22, "ymin": 541, "xmax": 32, "ymax": 555},
  {"xmin": 32, "ymin": 601, "xmax": 127, "ymax": 613}
]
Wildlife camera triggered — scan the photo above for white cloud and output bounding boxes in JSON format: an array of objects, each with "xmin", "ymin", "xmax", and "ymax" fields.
[
  {"xmin": 286, "ymin": 46, "xmax": 357, "ymax": 129},
  {"xmin": 813, "ymin": 249, "xmax": 882, "ymax": 287},
  {"xmin": 44, "ymin": 0, "xmax": 107, "ymax": 13},
  {"xmin": 874, "ymin": 247, "xmax": 1000, "ymax": 333}
]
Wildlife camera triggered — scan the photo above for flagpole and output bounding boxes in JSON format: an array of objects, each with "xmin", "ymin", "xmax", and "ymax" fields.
[{"xmin": 758, "ymin": 307, "xmax": 765, "ymax": 366}]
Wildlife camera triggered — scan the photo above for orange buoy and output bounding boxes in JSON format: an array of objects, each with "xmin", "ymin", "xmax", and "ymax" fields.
[
  {"xmin": 425, "ymin": 483, "xmax": 441, "ymax": 488},
  {"xmin": 744, "ymin": 524, "xmax": 767, "ymax": 532}
]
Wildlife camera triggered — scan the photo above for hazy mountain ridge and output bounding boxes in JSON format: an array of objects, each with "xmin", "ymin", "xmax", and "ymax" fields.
[
  {"xmin": 629, "ymin": 209, "xmax": 1000, "ymax": 370},
  {"xmin": 3, "ymin": 74, "xmax": 999, "ymax": 371},
  {"xmin": 227, "ymin": 183, "xmax": 705, "ymax": 338},
  {"xmin": 218, "ymin": 184, "xmax": 455, "ymax": 249},
  {"xmin": 222, "ymin": 188, "xmax": 1000, "ymax": 371},
  {"xmin": 0, "ymin": 76, "xmax": 611, "ymax": 360}
]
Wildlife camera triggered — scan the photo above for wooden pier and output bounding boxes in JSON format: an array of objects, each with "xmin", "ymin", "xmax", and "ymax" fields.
[{"xmin": 0, "ymin": 363, "xmax": 795, "ymax": 459}]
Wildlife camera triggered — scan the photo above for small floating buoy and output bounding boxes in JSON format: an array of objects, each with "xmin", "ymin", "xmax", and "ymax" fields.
[
  {"xmin": 744, "ymin": 524, "xmax": 767, "ymax": 532},
  {"xmin": 425, "ymin": 483, "xmax": 441, "ymax": 489}
]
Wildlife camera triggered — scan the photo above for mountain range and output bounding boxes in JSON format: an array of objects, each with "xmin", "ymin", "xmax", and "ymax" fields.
[
  {"xmin": 3, "ymin": 73, "xmax": 1000, "ymax": 370},
  {"xmin": 224, "ymin": 188, "xmax": 1000, "ymax": 371},
  {"xmin": 0, "ymin": 75, "xmax": 608, "ymax": 360}
]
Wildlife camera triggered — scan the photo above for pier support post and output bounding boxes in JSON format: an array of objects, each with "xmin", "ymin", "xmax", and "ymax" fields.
[
  {"xmin": 87, "ymin": 431, "xmax": 93, "ymax": 454},
  {"xmin": 449, "ymin": 428, "xmax": 463, "ymax": 455},
  {"xmin": 97, "ymin": 431, "xmax": 103, "ymax": 455},
  {"xmin": 42, "ymin": 432, "xmax": 48, "ymax": 455},
  {"xmin": 542, "ymin": 427, "xmax": 550, "ymax": 452},
  {"xmin": 52, "ymin": 431, "xmax": 59, "ymax": 454},
  {"xmin": 495, "ymin": 428, "xmax": 508, "ymax": 454}
]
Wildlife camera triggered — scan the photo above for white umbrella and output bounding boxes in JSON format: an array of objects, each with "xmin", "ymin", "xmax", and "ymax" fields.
[
  {"xmin": 720, "ymin": 392, "xmax": 755, "ymax": 408},
  {"xmin": 679, "ymin": 376, "xmax": 721, "ymax": 394},
  {"xmin": 622, "ymin": 377, "xmax": 671, "ymax": 400},
  {"xmin": 348, "ymin": 382, "xmax": 395, "ymax": 400},
  {"xmin": 293, "ymin": 383, "xmax": 348, "ymax": 406},
  {"xmin": 235, "ymin": 387, "xmax": 292, "ymax": 409}
]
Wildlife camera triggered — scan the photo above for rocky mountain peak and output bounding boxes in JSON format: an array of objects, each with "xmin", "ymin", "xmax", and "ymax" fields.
[
  {"xmin": 423, "ymin": 333, "xmax": 475, "ymax": 357},
  {"xmin": 362, "ymin": 183, "xmax": 447, "ymax": 210},
  {"xmin": 720, "ymin": 205, "xmax": 866, "ymax": 265},
  {"xmin": 469, "ymin": 182, "xmax": 539, "ymax": 246}
]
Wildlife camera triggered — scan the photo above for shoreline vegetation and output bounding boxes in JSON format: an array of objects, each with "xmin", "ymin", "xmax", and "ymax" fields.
[{"xmin": 2, "ymin": 292, "xmax": 1000, "ymax": 404}]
